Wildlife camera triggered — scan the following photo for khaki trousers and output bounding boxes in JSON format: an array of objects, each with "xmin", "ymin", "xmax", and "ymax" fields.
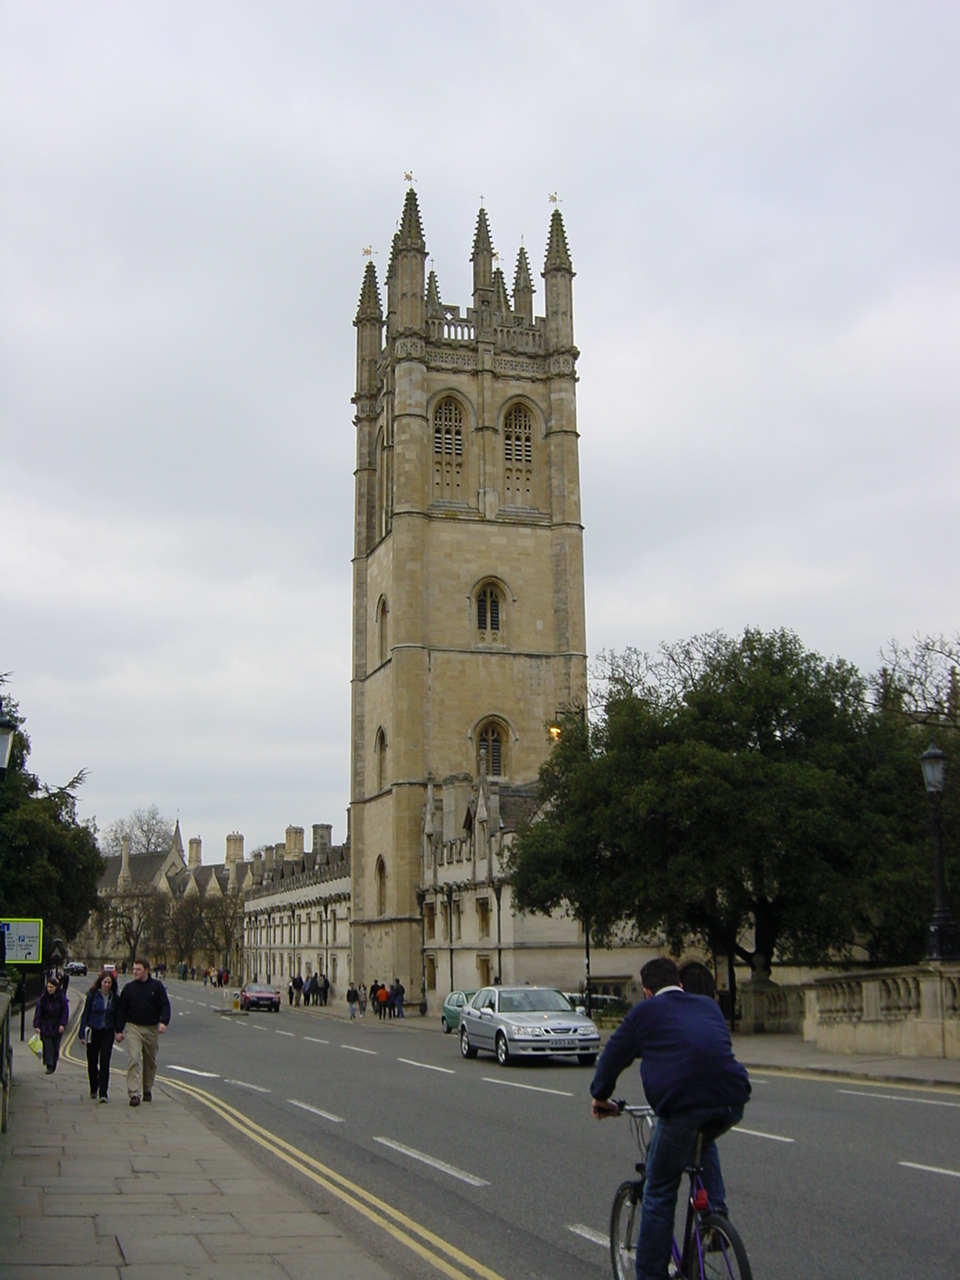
[{"xmin": 124, "ymin": 1022, "xmax": 159, "ymax": 1098}]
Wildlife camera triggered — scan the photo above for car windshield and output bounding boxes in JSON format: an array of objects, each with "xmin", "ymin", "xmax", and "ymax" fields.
[{"xmin": 498, "ymin": 989, "xmax": 573, "ymax": 1014}]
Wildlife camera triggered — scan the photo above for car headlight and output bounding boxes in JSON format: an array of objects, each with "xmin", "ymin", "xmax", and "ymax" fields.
[{"xmin": 578, "ymin": 1023, "xmax": 598, "ymax": 1036}]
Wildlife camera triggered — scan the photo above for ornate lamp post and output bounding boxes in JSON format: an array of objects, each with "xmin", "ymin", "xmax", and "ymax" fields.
[
  {"xmin": 920, "ymin": 742, "xmax": 960, "ymax": 961},
  {"xmin": 0, "ymin": 698, "xmax": 15, "ymax": 781}
]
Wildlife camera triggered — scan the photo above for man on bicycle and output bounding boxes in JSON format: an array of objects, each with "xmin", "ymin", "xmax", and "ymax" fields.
[{"xmin": 591, "ymin": 958, "xmax": 751, "ymax": 1280}]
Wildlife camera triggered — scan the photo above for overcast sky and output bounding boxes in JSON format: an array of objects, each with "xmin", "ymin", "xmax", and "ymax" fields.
[{"xmin": 2, "ymin": 2, "xmax": 958, "ymax": 860}]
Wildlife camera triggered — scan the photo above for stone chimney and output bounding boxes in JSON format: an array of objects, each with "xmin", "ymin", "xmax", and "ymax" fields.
[
  {"xmin": 225, "ymin": 832, "xmax": 244, "ymax": 864},
  {"xmin": 285, "ymin": 826, "xmax": 304, "ymax": 856},
  {"xmin": 188, "ymin": 837, "xmax": 202, "ymax": 869},
  {"xmin": 312, "ymin": 824, "xmax": 332, "ymax": 855},
  {"xmin": 252, "ymin": 850, "xmax": 263, "ymax": 883},
  {"xmin": 118, "ymin": 835, "xmax": 132, "ymax": 890},
  {"xmin": 264, "ymin": 846, "xmax": 275, "ymax": 877}
]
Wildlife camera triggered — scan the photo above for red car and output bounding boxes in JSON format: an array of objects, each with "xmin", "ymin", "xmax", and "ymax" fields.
[{"xmin": 240, "ymin": 982, "xmax": 281, "ymax": 1012}]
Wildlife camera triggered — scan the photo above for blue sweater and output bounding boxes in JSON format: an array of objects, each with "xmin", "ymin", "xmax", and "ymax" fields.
[{"xmin": 590, "ymin": 991, "xmax": 751, "ymax": 1116}]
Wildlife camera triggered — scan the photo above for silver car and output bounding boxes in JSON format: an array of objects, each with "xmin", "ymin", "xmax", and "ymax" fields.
[{"xmin": 459, "ymin": 986, "xmax": 601, "ymax": 1067}]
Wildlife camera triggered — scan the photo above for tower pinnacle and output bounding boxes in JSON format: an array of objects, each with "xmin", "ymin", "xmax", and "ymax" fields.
[
  {"xmin": 397, "ymin": 187, "xmax": 426, "ymax": 252},
  {"xmin": 355, "ymin": 260, "xmax": 383, "ymax": 324},
  {"xmin": 543, "ymin": 207, "xmax": 574, "ymax": 274}
]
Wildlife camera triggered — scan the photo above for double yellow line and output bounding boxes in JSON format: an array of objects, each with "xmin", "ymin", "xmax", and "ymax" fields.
[
  {"xmin": 159, "ymin": 1074, "xmax": 504, "ymax": 1280},
  {"xmin": 63, "ymin": 1011, "xmax": 503, "ymax": 1280}
]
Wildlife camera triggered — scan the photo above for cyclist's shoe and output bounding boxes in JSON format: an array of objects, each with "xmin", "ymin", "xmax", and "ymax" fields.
[{"xmin": 701, "ymin": 1229, "xmax": 724, "ymax": 1255}]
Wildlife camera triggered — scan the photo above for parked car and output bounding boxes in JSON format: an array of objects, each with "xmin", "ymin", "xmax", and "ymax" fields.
[
  {"xmin": 64, "ymin": 960, "xmax": 87, "ymax": 976},
  {"xmin": 240, "ymin": 982, "xmax": 281, "ymax": 1012},
  {"xmin": 441, "ymin": 989, "xmax": 477, "ymax": 1034},
  {"xmin": 459, "ymin": 986, "xmax": 601, "ymax": 1066}
]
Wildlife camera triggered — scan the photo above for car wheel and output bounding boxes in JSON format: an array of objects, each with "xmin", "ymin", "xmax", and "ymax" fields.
[
  {"xmin": 460, "ymin": 1026, "xmax": 478, "ymax": 1059},
  {"xmin": 578, "ymin": 1053, "xmax": 598, "ymax": 1067},
  {"xmin": 273, "ymin": 1003, "xmax": 280, "ymax": 1013},
  {"xmin": 441, "ymin": 1017, "xmax": 451, "ymax": 1034},
  {"xmin": 495, "ymin": 1031, "xmax": 510, "ymax": 1067}
]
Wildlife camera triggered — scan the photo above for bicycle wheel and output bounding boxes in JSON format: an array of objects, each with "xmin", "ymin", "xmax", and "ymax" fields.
[
  {"xmin": 609, "ymin": 1180, "xmax": 643, "ymax": 1280},
  {"xmin": 694, "ymin": 1213, "xmax": 752, "ymax": 1280}
]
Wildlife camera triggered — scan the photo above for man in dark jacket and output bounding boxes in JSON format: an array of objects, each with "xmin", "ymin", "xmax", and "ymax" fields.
[
  {"xmin": 590, "ymin": 958, "xmax": 751, "ymax": 1280},
  {"xmin": 114, "ymin": 958, "xmax": 171, "ymax": 1107}
]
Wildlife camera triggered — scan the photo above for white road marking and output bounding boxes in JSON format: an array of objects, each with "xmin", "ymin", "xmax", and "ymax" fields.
[
  {"xmin": 900, "ymin": 1161, "xmax": 960, "ymax": 1179},
  {"xmin": 275, "ymin": 1030, "xmax": 295, "ymax": 1037},
  {"xmin": 304, "ymin": 1037, "xmax": 330, "ymax": 1045},
  {"xmin": 251, "ymin": 1025, "xmax": 268, "ymax": 1031},
  {"xmin": 288, "ymin": 1099, "xmax": 344, "ymax": 1123},
  {"xmin": 224, "ymin": 1079, "xmax": 271, "ymax": 1093},
  {"xmin": 397, "ymin": 1057, "xmax": 456, "ymax": 1075},
  {"xmin": 372, "ymin": 1137, "xmax": 489, "ymax": 1187},
  {"xmin": 167, "ymin": 1065, "xmax": 220, "ymax": 1078},
  {"xmin": 733, "ymin": 1126, "xmax": 794, "ymax": 1144},
  {"xmin": 840, "ymin": 1089, "xmax": 960, "ymax": 1109},
  {"xmin": 482, "ymin": 1077, "xmax": 573, "ymax": 1098},
  {"xmin": 342, "ymin": 1044, "xmax": 377, "ymax": 1055},
  {"xmin": 568, "ymin": 1224, "xmax": 609, "ymax": 1248}
]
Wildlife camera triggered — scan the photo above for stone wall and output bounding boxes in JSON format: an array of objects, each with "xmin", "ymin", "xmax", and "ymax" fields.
[{"xmin": 812, "ymin": 963, "xmax": 960, "ymax": 1058}]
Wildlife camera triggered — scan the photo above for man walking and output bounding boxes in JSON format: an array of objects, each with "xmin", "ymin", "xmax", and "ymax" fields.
[{"xmin": 114, "ymin": 958, "xmax": 171, "ymax": 1107}]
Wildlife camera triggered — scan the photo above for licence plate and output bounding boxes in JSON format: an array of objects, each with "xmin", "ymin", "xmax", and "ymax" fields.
[{"xmin": 553, "ymin": 1039, "xmax": 577, "ymax": 1048}]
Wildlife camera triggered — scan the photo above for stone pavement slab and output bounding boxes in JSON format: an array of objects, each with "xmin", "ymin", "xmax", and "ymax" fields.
[
  {"xmin": 730, "ymin": 1031, "xmax": 960, "ymax": 1087},
  {"xmin": 0, "ymin": 1041, "xmax": 394, "ymax": 1280}
]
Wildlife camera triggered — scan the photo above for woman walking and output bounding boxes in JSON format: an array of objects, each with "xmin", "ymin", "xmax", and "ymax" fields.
[
  {"xmin": 79, "ymin": 970, "xmax": 118, "ymax": 1101},
  {"xmin": 358, "ymin": 982, "xmax": 367, "ymax": 1018},
  {"xmin": 33, "ymin": 975, "xmax": 69, "ymax": 1074}
]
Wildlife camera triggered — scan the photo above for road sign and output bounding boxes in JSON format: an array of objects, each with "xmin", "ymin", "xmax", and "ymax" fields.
[
  {"xmin": 49, "ymin": 938, "xmax": 66, "ymax": 966},
  {"xmin": 0, "ymin": 919, "xmax": 43, "ymax": 964}
]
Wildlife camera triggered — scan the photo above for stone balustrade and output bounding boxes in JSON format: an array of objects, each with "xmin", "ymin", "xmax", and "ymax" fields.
[
  {"xmin": 738, "ymin": 982, "xmax": 807, "ymax": 1034},
  {"xmin": 812, "ymin": 963, "xmax": 960, "ymax": 1058}
]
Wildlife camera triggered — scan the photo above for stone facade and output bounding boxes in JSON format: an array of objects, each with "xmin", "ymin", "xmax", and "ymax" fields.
[{"xmin": 349, "ymin": 190, "xmax": 589, "ymax": 1001}]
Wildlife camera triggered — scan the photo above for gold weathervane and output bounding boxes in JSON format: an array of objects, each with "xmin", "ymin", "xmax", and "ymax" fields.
[
  {"xmin": 404, "ymin": 170, "xmax": 416, "ymax": 184},
  {"xmin": 549, "ymin": 191, "xmax": 562, "ymax": 204}
]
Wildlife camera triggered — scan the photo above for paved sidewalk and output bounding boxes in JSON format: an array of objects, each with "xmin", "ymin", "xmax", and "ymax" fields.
[
  {"xmin": 0, "ymin": 1039, "xmax": 393, "ymax": 1280},
  {"xmin": 730, "ymin": 1032, "xmax": 960, "ymax": 1088}
]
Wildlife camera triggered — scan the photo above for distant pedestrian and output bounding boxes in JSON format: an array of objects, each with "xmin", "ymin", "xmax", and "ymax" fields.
[
  {"xmin": 358, "ymin": 982, "xmax": 367, "ymax": 1017},
  {"xmin": 293, "ymin": 973, "xmax": 304, "ymax": 1007},
  {"xmin": 79, "ymin": 970, "xmax": 117, "ymax": 1101},
  {"xmin": 33, "ymin": 975, "xmax": 69, "ymax": 1074},
  {"xmin": 377, "ymin": 982, "xmax": 389, "ymax": 1021},
  {"xmin": 288, "ymin": 979, "xmax": 294, "ymax": 1006},
  {"xmin": 321, "ymin": 973, "xmax": 330, "ymax": 1007},
  {"xmin": 394, "ymin": 979, "xmax": 405, "ymax": 1019},
  {"xmin": 114, "ymin": 958, "xmax": 171, "ymax": 1107},
  {"xmin": 347, "ymin": 982, "xmax": 358, "ymax": 1019}
]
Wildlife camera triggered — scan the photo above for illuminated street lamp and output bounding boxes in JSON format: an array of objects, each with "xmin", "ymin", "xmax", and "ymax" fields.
[
  {"xmin": 920, "ymin": 742, "xmax": 960, "ymax": 961},
  {"xmin": 0, "ymin": 699, "xmax": 15, "ymax": 781}
]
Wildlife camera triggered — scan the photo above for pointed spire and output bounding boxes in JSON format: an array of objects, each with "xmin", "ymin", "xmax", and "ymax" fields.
[
  {"xmin": 397, "ymin": 186, "xmax": 426, "ymax": 252},
  {"xmin": 355, "ymin": 260, "xmax": 382, "ymax": 324},
  {"xmin": 513, "ymin": 245, "xmax": 534, "ymax": 298},
  {"xmin": 493, "ymin": 267, "xmax": 511, "ymax": 317},
  {"xmin": 543, "ymin": 208, "xmax": 573, "ymax": 273},
  {"xmin": 389, "ymin": 229, "xmax": 401, "ymax": 273},
  {"xmin": 425, "ymin": 268, "xmax": 441, "ymax": 317},
  {"xmin": 471, "ymin": 206, "xmax": 495, "ymax": 261}
]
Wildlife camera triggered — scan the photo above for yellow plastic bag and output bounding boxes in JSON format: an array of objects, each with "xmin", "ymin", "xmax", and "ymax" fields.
[{"xmin": 27, "ymin": 1032, "xmax": 42, "ymax": 1058}]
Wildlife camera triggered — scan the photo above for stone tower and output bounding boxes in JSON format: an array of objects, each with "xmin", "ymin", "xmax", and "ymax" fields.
[{"xmin": 349, "ymin": 190, "xmax": 586, "ymax": 991}]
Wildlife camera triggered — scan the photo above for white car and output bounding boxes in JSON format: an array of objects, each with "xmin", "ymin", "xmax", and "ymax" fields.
[{"xmin": 459, "ymin": 986, "xmax": 601, "ymax": 1066}]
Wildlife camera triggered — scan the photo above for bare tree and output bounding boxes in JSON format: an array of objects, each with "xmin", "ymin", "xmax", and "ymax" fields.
[
  {"xmin": 96, "ymin": 885, "xmax": 166, "ymax": 967},
  {"xmin": 876, "ymin": 633, "xmax": 960, "ymax": 731},
  {"xmin": 101, "ymin": 805, "xmax": 175, "ymax": 858}
]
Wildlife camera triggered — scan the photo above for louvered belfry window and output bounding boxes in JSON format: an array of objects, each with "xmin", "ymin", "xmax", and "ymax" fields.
[
  {"xmin": 503, "ymin": 403, "xmax": 533, "ymax": 505},
  {"xmin": 433, "ymin": 398, "xmax": 463, "ymax": 499},
  {"xmin": 478, "ymin": 723, "xmax": 503, "ymax": 777},
  {"xmin": 477, "ymin": 585, "xmax": 500, "ymax": 641}
]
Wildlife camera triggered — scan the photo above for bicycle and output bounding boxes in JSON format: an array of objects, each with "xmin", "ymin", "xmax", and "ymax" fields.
[{"xmin": 609, "ymin": 1102, "xmax": 752, "ymax": 1280}]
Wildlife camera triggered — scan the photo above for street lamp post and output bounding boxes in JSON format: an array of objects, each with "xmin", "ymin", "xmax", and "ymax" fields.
[
  {"xmin": 415, "ymin": 888, "xmax": 427, "ymax": 1014},
  {"xmin": 0, "ymin": 699, "xmax": 16, "ymax": 781},
  {"xmin": 920, "ymin": 742, "xmax": 960, "ymax": 961}
]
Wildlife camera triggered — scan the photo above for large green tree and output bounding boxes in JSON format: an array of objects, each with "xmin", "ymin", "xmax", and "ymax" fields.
[
  {"xmin": 508, "ymin": 629, "xmax": 950, "ymax": 1013},
  {"xmin": 0, "ymin": 691, "xmax": 104, "ymax": 950}
]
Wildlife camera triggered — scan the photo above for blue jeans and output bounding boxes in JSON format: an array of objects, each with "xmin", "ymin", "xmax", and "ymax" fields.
[{"xmin": 636, "ymin": 1103, "xmax": 744, "ymax": 1280}]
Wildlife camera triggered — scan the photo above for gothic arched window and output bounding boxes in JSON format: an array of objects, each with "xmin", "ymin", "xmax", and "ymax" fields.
[
  {"xmin": 433, "ymin": 398, "xmax": 464, "ymax": 500},
  {"xmin": 375, "ymin": 857, "xmax": 387, "ymax": 917},
  {"xmin": 377, "ymin": 598, "xmax": 389, "ymax": 665},
  {"xmin": 376, "ymin": 430, "xmax": 392, "ymax": 539},
  {"xmin": 476, "ymin": 583, "xmax": 502, "ymax": 643},
  {"xmin": 477, "ymin": 721, "xmax": 504, "ymax": 778},
  {"xmin": 375, "ymin": 728, "xmax": 387, "ymax": 792},
  {"xmin": 503, "ymin": 402, "xmax": 533, "ymax": 506}
]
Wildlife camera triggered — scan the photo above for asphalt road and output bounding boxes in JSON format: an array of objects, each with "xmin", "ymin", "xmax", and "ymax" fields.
[{"xmin": 145, "ymin": 985, "xmax": 960, "ymax": 1280}]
